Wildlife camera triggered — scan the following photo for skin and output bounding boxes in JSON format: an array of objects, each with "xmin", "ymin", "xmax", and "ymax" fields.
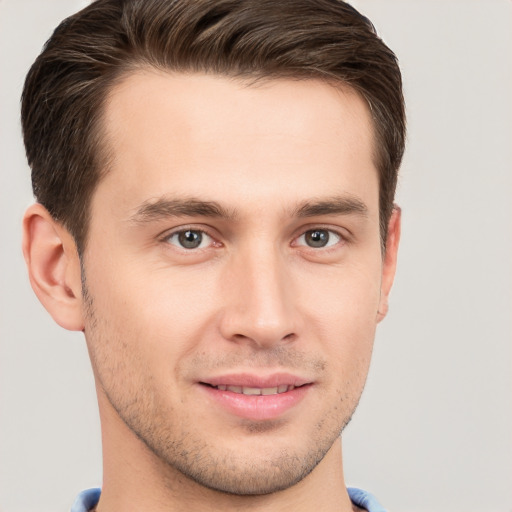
[{"xmin": 23, "ymin": 71, "xmax": 400, "ymax": 512}]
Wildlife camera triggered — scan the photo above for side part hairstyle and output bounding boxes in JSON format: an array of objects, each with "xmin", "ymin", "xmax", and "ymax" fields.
[{"xmin": 22, "ymin": 0, "xmax": 405, "ymax": 254}]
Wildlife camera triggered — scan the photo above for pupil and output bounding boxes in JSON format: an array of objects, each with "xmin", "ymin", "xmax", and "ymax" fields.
[
  {"xmin": 179, "ymin": 230, "xmax": 202, "ymax": 249},
  {"xmin": 306, "ymin": 230, "xmax": 328, "ymax": 248}
]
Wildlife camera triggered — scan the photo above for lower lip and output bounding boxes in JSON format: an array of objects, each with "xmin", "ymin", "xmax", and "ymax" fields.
[{"xmin": 199, "ymin": 384, "xmax": 311, "ymax": 421}]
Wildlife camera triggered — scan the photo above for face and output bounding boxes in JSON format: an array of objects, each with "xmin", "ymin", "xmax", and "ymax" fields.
[{"xmin": 81, "ymin": 71, "xmax": 395, "ymax": 495}]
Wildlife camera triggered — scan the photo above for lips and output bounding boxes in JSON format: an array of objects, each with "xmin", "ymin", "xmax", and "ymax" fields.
[
  {"xmin": 198, "ymin": 373, "xmax": 312, "ymax": 421},
  {"xmin": 209, "ymin": 384, "xmax": 297, "ymax": 395},
  {"xmin": 203, "ymin": 372, "xmax": 310, "ymax": 389}
]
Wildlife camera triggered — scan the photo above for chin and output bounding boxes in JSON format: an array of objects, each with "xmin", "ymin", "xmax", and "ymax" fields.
[
  {"xmin": 170, "ymin": 448, "xmax": 325, "ymax": 496},
  {"xmin": 141, "ymin": 422, "xmax": 343, "ymax": 497}
]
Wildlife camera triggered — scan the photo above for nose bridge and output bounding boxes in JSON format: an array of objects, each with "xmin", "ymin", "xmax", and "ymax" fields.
[{"xmin": 220, "ymin": 238, "xmax": 297, "ymax": 347}]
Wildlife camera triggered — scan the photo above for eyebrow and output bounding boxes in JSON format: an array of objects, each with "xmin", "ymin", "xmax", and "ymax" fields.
[
  {"xmin": 293, "ymin": 195, "xmax": 368, "ymax": 218},
  {"xmin": 129, "ymin": 197, "xmax": 238, "ymax": 223},
  {"xmin": 128, "ymin": 194, "xmax": 368, "ymax": 224}
]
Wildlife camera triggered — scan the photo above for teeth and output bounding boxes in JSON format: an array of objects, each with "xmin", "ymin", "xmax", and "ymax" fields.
[
  {"xmin": 215, "ymin": 385, "xmax": 296, "ymax": 395},
  {"xmin": 243, "ymin": 386, "xmax": 262, "ymax": 395}
]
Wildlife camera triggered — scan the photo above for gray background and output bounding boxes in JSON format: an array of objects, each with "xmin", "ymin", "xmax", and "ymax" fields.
[{"xmin": 1, "ymin": 1, "xmax": 511, "ymax": 511}]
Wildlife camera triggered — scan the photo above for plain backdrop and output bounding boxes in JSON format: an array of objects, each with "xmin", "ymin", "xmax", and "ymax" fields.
[{"xmin": 1, "ymin": 1, "xmax": 511, "ymax": 511}]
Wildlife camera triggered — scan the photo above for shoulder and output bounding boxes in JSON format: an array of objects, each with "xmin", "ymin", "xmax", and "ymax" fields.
[
  {"xmin": 347, "ymin": 487, "xmax": 388, "ymax": 512},
  {"xmin": 70, "ymin": 488, "xmax": 101, "ymax": 512}
]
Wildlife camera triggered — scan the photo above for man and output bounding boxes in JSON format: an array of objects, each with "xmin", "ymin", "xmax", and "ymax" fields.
[{"xmin": 21, "ymin": 0, "xmax": 405, "ymax": 510}]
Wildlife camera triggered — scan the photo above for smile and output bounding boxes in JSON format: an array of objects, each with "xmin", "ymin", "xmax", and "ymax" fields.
[
  {"xmin": 199, "ymin": 375, "xmax": 312, "ymax": 421},
  {"xmin": 210, "ymin": 384, "xmax": 297, "ymax": 395}
]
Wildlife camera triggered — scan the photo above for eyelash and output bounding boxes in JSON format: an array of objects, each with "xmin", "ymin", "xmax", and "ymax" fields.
[
  {"xmin": 295, "ymin": 229, "xmax": 342, "ymax": 248},
  {"xmin": 161, "ymin": 227, "xmax": 219, "ymax": 251},
  {"xmin": 160, "ymin": 226, "xmax": 347, "ymax": 252}
]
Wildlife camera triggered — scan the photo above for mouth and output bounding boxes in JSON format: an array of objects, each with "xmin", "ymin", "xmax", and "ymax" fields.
[
  {"xmin": 198, "ymin": 374, "xmax": 312, "ymax": 421},
  {"xmin": 201, "ymin": 383, "xmax": 300, "ymax": 395}
]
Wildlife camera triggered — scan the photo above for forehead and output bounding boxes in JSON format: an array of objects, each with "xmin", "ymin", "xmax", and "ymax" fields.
[{"xmin": 96, "ymin": 70, "xmax": 377, "ymax": 217}]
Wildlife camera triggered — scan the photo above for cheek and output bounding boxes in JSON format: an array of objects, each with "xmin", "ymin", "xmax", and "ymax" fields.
[
  {"xmin": 297, "ymin": 261, "xmax": 381, "ymax": 373},
  {"xmin": 84, "ymin": 259, "xmax": 219, "ymax": 373},
  {"xmin": 299, "ymin": 258, "xmax": 382, "ymax": 328}
]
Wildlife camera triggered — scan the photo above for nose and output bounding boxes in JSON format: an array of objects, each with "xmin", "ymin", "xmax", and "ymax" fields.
[{"xmin": 218, "ymin": 245, "xmax": 299, "ymax": 349}]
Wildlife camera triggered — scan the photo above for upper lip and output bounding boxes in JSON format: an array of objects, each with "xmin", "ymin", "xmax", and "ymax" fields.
[{"xmin": 200, "ymin": 372, "xmax": 312, "ymax": 388}]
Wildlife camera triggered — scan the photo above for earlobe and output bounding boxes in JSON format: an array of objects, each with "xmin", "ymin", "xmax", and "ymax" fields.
[
  {"xmin": 377, "ymin": 205, "xmax": 401, "ymax": 323},
  {"xmin": 22, "ymin": 203, "xmax": 85, "ymax": 331}
]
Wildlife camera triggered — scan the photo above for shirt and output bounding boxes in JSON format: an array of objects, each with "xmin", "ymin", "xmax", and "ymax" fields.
[{"xmin": 71, "ymin": 486, "xmax": 387, "ymax": 511}]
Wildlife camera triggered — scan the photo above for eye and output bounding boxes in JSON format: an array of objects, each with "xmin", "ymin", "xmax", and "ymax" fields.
[
  {"xmin": 165, "ymin": 229, "xmax": 213, "ymax": 250},
  {"xmin": 296, "ymin": 229, "xmax": 342, "ymax": 249}
]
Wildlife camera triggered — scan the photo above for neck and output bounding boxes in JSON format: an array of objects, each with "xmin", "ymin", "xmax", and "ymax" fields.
[{"xmin": 96, "ymin": 390, "xmax": 355, "ymax": 512}]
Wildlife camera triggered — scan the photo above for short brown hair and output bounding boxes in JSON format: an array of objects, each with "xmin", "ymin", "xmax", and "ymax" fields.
[{"xmin": 22, "ymin": 0, "xmax": 405, "ymax": 254}]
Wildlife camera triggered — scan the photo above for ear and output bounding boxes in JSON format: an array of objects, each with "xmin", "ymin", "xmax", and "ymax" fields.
[
  {"xmin": 377, "ymin": 205, "xmax": 401, "ymax": 323},
  {"xmin": 22, "ymin": 203, "xmax": 85, "ymax": 331}
]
